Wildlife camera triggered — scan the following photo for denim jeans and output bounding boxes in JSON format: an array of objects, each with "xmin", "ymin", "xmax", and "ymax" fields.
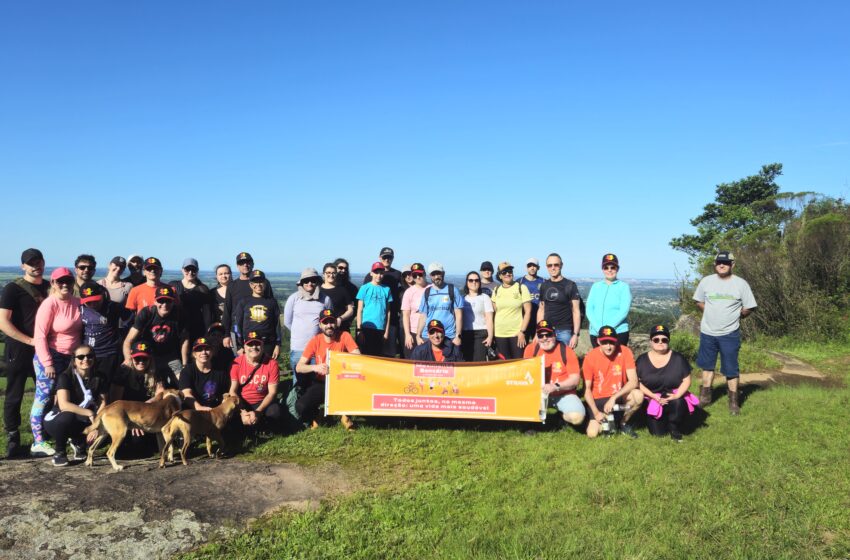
[
  {"xmin": 554, "ymin": 329, "xmax": 573, "ymax": 346},
  {"xmin": 696, "ymin": 330, "xmax": 741, "ymax": 378}
]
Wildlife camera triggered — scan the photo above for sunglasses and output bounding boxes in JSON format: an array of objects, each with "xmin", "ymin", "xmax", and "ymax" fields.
[
  {"xmin": 76, "ymin": 265, "xmax": 94, "ymax": 271},
  {"xmin": 184, "ymin": 267, "xmax": 198, "ymax": 273},
  {"xmin": 237, "ymin": 260, "xmax": 252, "ymax": 266},
  {"xmin": 603, "ymin": 265, "xmax": 618, "ymax": 271},
  {"xmin": 336, "ymin": 266, "xmax": 348, "ymax": 271},
  {"xmin": 428, "ymin": 330, "xmax": 443, "ymax": 335},
  {"xmin": 245, "ymin": 342, "xmax": 263, "ymax": 348},
  {"xmin": 144, "ymin": 267, "xmax": 161, "ymax": 272},
  {"xmin": 324, "ymin": 271, "xmax": 337, "ymax": 275},
  {"xmin": 467, "ymin": 278, "xmax": 480, "ymax": 283},
  {"xmin": 132, "ymin": 356, "xmax": 149, "ymax": 362},
  {"xmin": 546, "ymin": 263, "xmax": 561, "ymax": 268},
  {"xmin": 75, "ymin": 354, "xmax": 94, "ymax": 361},
  {"xmin": 303, "ymin": 279, "xmax": 319, "ymax": 285},
  {"xmin": 194, "ymin": 347, "xmax": 211, "ymax": 352},
  {"xmin": 651, "ymin": 337, "xmax": 669, "ymax": 344},
  {"xmin": 501, "ymin": 270, "xmax": 514, "ymax": 275},
  {"xmin": 537, "ymin": 333, "xmax": 554, "ymax": 339},
  {"xmin": 55, "ymin": 278, "xmax": 74, "ymax": 286},
  {"xmin": 599, "ymin": 340, "xmax": 617, "ymax": 346}
]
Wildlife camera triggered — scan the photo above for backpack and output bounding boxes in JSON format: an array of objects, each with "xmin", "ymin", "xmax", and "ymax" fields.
[
  {"xmin": 530, "ymin": 342, "xmax": 568, "ymax": 365},
  {"xmin": 494, "ymin": 282, "xmax": 528, "ymax": 300},
  {"xmin": 422, "ymin": 284, "xmax": 457, "ymax": 313}
]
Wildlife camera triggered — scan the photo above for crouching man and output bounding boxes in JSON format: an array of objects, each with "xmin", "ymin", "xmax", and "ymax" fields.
[
  {"xmin": 295, "ymin": 310, "xmax": 359, "ymax": 430},
  {"xmin": 228, "ymin": 332, "xmax": 282, "ymax": 432},
  {"xmin": 523, "ymin": 320, "xmax": 585, "ymax": 427},
  {"xmin": 582, "ymin": 326, "xmax": 642, "ymax": 438},
  {"xmin": 410, "ymin": 320, "xmax": 464, "ymax": 363}
]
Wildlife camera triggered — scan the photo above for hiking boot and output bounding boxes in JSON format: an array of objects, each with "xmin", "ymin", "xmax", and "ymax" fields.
[
  {"xmin": 698, "ymin": 386, "xmax": 712, "ymax": 407},
  {"xmin": 30, "ymin": 441, "xmax": 56, "ymax": 457},
  {"xmin": 728, "ymin": 391, "xmax": 741, "ymax": 416},
  {"xmin": 6, "ymin": 431, "xmax": 25, "ymax": 459},
  {"xmin": 340, "ymin": 415, "xmax": 356, "ymax": 431},
  {"xmin": 52, "ymin": 454, "xmax": 69, "ymax": 467},
  {"xmin": 620, "ymin": 424, "xmax": 639, "ymax": 439}
]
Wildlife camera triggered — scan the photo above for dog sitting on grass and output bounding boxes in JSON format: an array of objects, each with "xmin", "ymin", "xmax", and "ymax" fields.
[
  {"xmin": 84, "ymin": 388, "xmax": 183, "ymax": 471},
  {"xmin": 159, "ymin": 393, "xmax": 239, "ymax": 467}
]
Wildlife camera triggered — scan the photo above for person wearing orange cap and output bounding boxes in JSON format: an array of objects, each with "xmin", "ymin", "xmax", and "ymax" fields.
[{"xmin": 294, "ymin": 309, "xmax": 360, "ymax": 429}]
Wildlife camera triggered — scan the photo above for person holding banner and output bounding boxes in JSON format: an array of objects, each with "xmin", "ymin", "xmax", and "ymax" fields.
[
  {"xmin": 410, "ymin": 320, "xmax": 464, "ymax": 363},
  {"xmin": 523, "ymin": 320, "xmax": 584, "ymax": 427},
  {"xmin": 582, "ymin": 325, "xmax": 642, "ymax": 438},
  {"xmin": 294, "ymin": 309, "xmax": 359, "ymax": 430}
]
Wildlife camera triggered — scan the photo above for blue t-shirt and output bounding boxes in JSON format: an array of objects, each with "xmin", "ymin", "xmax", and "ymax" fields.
[
  {"xmin": 357, "ymin": 283, "xmax": 393, "ymax": 330},
  {"xmin": 519, "ymin": 276, "xmax": 544, "ymax": 307},
  {"xmin": 81, "ymin": 303, "xmax": 121, "ymax": 356},
  {"xmin": 418, "ymin": 283, "xmax": 464, "ymax": 339}
]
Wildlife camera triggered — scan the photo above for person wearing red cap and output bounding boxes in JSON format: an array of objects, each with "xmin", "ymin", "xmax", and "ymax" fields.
[
  {"xmin": 229, "ymin": 332, "xmax": 282, "ymax": 431},
  {"xmin": 111, "ymin": 341, "xmax": 177, "ymax": 403},
  {"xmin": 523, "ymin": 320, "xmax": 585, "ymax": 427},
  {"xmin": 79, "ymin": 281, "xmax": 127, "ymax": 382},
  {"xmin": 410, "ymin": 320, "xmax": 464, "ymax": 362},
  {"xmin": 586, "ymin": 253, "xmax": 632, "ymax": 347},
  {"xmin": 401, "ymin": 263, "xmax": 429, "ymax": 359},
  {"xmin": 356, "ymin": 262, "xmax": 394, "ymax": 356},
  {"xmin": 125, "ymin": 257, "xmax": 169, "ymax": 314},
  {"xmin": 29, "ymin": 267, "xmax": 83, "ymax": 457},
  {"xmin": 294, "ymin": 309, "xmax": 360, "ymax": 429},
  {"xmin": 582, "ymin": 325, "xmax": 642, "ymax": 438},
  {"xmin": 123, "ymin": 285, "xmax": 189, "ymax": 383},
  {"xmin": 0, "ymin": 248, "xmax": 49, "ymax": 458}
]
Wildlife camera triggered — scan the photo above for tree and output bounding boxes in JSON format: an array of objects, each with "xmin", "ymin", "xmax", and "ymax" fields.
[{"xmin": 670, "ymin": 163, "xmax": 793, "ymax": 263}]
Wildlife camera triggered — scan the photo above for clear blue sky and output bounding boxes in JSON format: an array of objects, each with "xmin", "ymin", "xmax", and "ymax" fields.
[{"xmin": 1, "ymin": 1, "xmax": 848, "ymax": 278}]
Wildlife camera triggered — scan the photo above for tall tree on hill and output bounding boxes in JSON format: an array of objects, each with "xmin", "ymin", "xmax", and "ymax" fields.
[{"xmin": 670, "ymin": 163, "xmax": 794, "ymax": 264}]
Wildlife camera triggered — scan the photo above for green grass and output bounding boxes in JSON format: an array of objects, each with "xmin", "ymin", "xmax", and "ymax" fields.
[
  {"xmin": 671, "ymin": 332, "xmax": 782, "ymax": 373},
  {"xmin": 183, "ymin": 339, "xmax": 850, "ymax": 560}
]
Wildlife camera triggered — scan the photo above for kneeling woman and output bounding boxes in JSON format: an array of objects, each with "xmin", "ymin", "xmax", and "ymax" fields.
[
  {"xmin": 229, "ymin": 332, "xmax": 282, "ymax": 431},
  {"xmin": 635, "ymin": 325, "xmax": 699, "ymax": 442},
  {"xmin": 44, "ymin": 345, "xmax": 108, "ymax": 466}
]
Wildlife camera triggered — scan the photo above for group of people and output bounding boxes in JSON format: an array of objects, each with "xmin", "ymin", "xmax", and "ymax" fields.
[{"xmin": 0, "ymin": 246, "xmax": 756, "ymax": 464}]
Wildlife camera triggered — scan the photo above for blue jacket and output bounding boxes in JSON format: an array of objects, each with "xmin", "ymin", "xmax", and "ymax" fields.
[
  {"xmin": 409, "ymin": 340, "xmax": 464, "ymax": 362},
  {"xmin": 585, "ymin": 279, "xmax": 632, "ymax": 336}
]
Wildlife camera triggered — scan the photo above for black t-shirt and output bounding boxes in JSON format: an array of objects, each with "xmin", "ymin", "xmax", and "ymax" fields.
[
  {"xmin": 212, "ymin": 286, "xmax": 227, "ymax": 324},
  {"xmin": 133, "ymin": 306, "xmax": 188, "ymax": 357},
  {"xmin": 111, "ymin": 364, "xmax": 177, "ymax": 402},
  {"xmin": 540, "ymin": 278, "xmax": 580, "ymax": 330},
  {"xmin": 0, "ymin": 279, "xmax": 49, "ymax": 359},
  {"xmin": 122, "ymin": 270, "xmax": 145, "ymax": 287},
  {"xmin": 178, "ymin": 362, "xmax": 230, "ymax": 407},
  {"xmin": 234, "ymin": 296, "xmax": 281, "ymax": 343},
  {"xmin": 322, "ymin": 285, "xmax": 353, "ymax": 317},
  {"xmin": 635, "ymin": 351, "xmax": 692, "ymax": 394},
  {"xmin": 171, "ymin": 281, "xmax": 213, "ymax": 341},
  {"xmin": 222, "ymin": 277, "xmax": 274, "ymax": 332},
  {"xmin": 55, "ymin": 368, "xmax": 108, "ymax": 408}
]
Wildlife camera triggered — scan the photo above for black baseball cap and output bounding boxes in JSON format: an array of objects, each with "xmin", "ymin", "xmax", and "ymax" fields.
[
  {"xmin": 427, "ymin": 319, "xmax": 445, "ymax": 334},
  {"xmin": 649, "ymin": 324, "xmax": 670, "ymax": 338},
  {"xmin": 715, "ymin": 251, "xmax": 735, "ymax": 264},
  {"xmin": 144, "ymin": 257, "xmax": 163, "ymax": 270},
  {"xmin": 250, "ymin": 270, "xmax": 266, "ymax": 282},
  {"xmin": 79, "ymin": 281, "xmax": 105, "ymax": 304},
  {"xmin": 480, "ymin": 261, "xmax": 494, "ymax": 272},
  {"xmin": 380, "ymin": 247, "xmax": 395, "ymax": 258},
  {"xmin": 154, "ymin": 285, "xmax": 176, "ymax": 302},
  {"xmin": 236, "ymin": 251, "xmax": 253, "ymax": 263},
  {"xmin": 319, "ymin": 309, "xmax": 336, "ymax": 324},
  {"xmin": 21, "ymin": 248, "xmax": 44, "ymax": 264},
  {"xmin": 110, "ymin": 256, "xmax": 127, "ymax": 268}
]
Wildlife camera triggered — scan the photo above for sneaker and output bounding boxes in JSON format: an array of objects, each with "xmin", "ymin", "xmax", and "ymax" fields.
[
  {"xmin": 620, "ymin": 424, "xmax": 639, "ymax": 439},
  {"xmin": 69, "ymin": 441, "xmax": 86, "ymax": 461},
  {"xmin": 52, "ymin": 454, "xmax": 69, "ymax": 467},
  {"xmin": 671, "ymin": 433, "xmax": 684, "ymax": 443},
  {"xmin": 30, "ymin": 441, "xmax": 56, "ymax": 457},
  {"xmin": 6, "ymin": 432, "xmax": 25, "ymax": 459}
]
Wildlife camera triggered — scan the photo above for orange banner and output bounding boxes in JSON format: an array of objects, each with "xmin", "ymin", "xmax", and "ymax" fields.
[{"xmin": 325, "ymin": 352, "xmax": 546, "ymax": 422}]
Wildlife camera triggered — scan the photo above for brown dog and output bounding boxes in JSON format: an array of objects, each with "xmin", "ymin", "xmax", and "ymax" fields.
[
  {"xmin": 159, "ymin": 394, "xmax": 239, "ymax": 467},
  {"xmin": 84, "ymin": 388, "xmax": 183, "ymax": 471}
]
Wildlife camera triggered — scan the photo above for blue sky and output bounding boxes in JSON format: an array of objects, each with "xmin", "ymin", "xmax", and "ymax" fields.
[{"xmin": 1, "ymin": 1, "xmax": 848, "ymax": 278}]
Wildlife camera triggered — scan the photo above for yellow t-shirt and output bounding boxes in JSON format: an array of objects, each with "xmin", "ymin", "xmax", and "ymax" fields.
[{"xmin": 491, "ymin": 283, "xmax": 532, "ymax": 338}]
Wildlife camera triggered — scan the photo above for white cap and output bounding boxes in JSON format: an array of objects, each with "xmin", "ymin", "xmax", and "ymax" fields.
[
  {"xmin": 427, "ymin": 262, "xmax": 445, "ymax": 274},
  {"xmin": 526, "ymin": 257, "xmax": 539, "ymax": 266}
]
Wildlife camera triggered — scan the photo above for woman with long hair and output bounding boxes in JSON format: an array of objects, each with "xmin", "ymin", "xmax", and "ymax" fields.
[{"xmin": 460, "ymin": 271, "xmax": 494, "ymax": 362}]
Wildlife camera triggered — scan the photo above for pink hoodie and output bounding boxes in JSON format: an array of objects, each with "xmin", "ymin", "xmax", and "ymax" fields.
[{"xmin": 34, "ymin": 295, "xmax": 82, "ymax": 367}]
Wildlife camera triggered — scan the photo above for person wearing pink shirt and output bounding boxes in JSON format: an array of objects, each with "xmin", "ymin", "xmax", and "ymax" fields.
[
  {"xmin": 30, "ymin": 267, "xmax": 82, "ymax": 457},
  {"xmin": 401, "ymin": 263, "xmax": 428, "ymax": 359}
]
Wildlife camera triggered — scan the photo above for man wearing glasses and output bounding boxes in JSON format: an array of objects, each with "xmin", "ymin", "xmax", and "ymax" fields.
[
  {"xmin": 693, "ymin": 251, "xmax": 757, "ymax": 415},
  {"xmin": 0, "ymin": 248, "xmax": 49, "ymax": 458},
  {"xmin": 538, "ymin": 253, "xmax": 582, "ymax": 349},
  {"xmin": 417, "ymin": 263, "xmax": 464, "ymax": 348},
  {"xmin": 222, "ymin": 251, "xmax": 274, "ymax": 351},
  {"xmin": 523, "ymin": 320, "xmax": 585, "ymax": 428},
  {"xmin": 72, "ymin": 254, "xmax": 97, "ymax": 297}
]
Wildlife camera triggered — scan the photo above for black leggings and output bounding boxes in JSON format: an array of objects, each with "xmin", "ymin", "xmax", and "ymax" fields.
[
  {"xmin": 495, "ymin": 336, "xmax": 523, "ymax": 360},
  {"xmin": 3, "ymin": 346, "xmax": 35, "ymax": 434},
  {"xmin": 295, "ymin": 379, "xmax": 326, "ymax": 424},
  {"xmin": 44, "ymin": 410, "xmax": 89, "ymax": 455},
  {"xmin": 645, "ymin": 398, "xmax": 689, "ymax": 437},
  {"xmin": 461, "ymin": 330, "xmax": 488, "ymax": 362}
]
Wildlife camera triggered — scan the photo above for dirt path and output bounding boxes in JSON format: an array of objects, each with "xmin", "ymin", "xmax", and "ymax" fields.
[
  {"xmin": 737, "ymin": 351, "xmax": 828, "ymax": 386},
  {"xmin": 0, "ymin": 456, "xmax": 356, "ymax": 560}
]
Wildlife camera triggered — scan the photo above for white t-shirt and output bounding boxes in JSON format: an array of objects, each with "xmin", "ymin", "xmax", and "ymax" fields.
[
  {"xmin": 462, "ymin": 293, "xmax": 494, "ymax": 331},
  {"xmin": 693, "ymin": 274, "xmax": 757, "ymax": 336}
]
